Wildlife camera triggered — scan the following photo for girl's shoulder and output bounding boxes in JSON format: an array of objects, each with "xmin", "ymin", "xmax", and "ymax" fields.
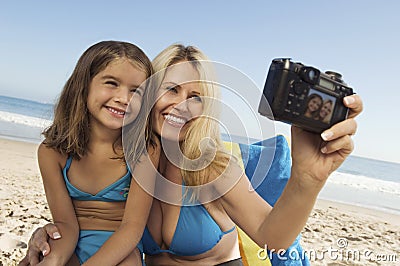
[{"xmin": 37, "ymin": 142, "xmax": 68, "ymax": 168}]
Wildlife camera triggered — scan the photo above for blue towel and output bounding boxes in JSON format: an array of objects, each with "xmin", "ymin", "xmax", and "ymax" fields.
[{"xmin": 239, "ymin": 135, "xmax": 310, "ymax": 266}]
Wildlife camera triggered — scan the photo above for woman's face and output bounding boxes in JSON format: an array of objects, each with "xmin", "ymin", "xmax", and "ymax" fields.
[
  {"xmin": 152, "ymin": 62, "xmax": 203, "ymax": 142},
  {"xmin": 308, "ymin": 96, "xmax": 322, "ymax": 112},
  {"xmin": 320, "ymin": 101, "xmax": 333, "ymax": 119}
]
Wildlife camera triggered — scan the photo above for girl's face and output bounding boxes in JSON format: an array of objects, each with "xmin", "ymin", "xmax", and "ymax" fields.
[
  {"xmin": 308, "ymin": 97, "xmax": 322, "ymax": 112},
  {"xmin": 152, "ymin": 62, "xmax": 203, "ymax": 142},
  {"xmin": 320, "ymin": 102, "xmax": 332, "ymax": 119},
  {"xmin": 87, "ymin": 58, "xmax": 147, "ymax": 132}
]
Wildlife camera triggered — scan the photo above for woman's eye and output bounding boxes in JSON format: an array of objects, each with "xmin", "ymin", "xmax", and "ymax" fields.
[
  {"xmin": 166, "ymin": 86, "xmax": 178, "ymax": 93},
  {"xmin": 131, "ymin": 88, "xmax": 143, "ymax": 96},
  {"xmin": 190, "ymin": 95, "xmax": 202, "ymax": 102}
]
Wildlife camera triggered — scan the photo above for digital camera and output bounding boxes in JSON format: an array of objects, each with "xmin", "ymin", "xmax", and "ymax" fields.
[{"xmin": 258, "ymin": 58, "xmax": 354, "ymax": 133}]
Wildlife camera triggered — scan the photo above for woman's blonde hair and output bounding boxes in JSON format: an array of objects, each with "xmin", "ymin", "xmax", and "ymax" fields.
[
  {"xmin": 152, "ymin": 44, "xmax": 235, "ymax": 196},
  {"xmin": 43, "ymin": 41, "xmax": 153, "ymax": 161},
  {"xmin": 321, "ymin": 99, "xmax": 334, "ymax": 123}
]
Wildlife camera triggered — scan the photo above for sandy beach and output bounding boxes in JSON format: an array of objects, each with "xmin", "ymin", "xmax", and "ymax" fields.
[{"xmin": 0, "ymin": 138, "xmax": 399, "ymax": 265}]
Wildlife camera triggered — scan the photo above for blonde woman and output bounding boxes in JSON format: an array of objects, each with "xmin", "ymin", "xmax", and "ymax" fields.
[
  {"xmin": 141, "ymin": 44, "xmax": 361, "ymax": 265},
  {"xmin": 318, "ymin": 99, "xmax": 334, "ymax": 123}
]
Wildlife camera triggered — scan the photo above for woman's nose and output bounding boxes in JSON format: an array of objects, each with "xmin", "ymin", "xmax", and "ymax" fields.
[{"xmin": 173, "ymin": 95, "xmax": 190, "ymax": 113}]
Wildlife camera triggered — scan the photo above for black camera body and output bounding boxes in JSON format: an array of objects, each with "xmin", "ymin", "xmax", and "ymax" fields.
[{"xmin": 258, "ymin": 58, "xmax": 354, "ymax": 133}]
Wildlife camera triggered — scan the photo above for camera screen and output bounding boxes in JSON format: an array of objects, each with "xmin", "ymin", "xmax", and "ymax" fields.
[{"xmin": 303, "ymin": 88, "xmax": 336, "ymax": 124}]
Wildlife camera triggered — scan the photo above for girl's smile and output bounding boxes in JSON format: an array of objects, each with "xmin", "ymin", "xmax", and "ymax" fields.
[{"xmin": 87, "ymin": 58, "xmax": 147, "ymax": 131}]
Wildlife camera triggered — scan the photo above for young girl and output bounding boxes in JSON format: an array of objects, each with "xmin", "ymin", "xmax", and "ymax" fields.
[
  {"xmin": 304, "ymin": 93, "xmax": 323, "ymax": 119},
  {"xmin": 37, "ymin": 40, "xmax": 158, "ymax": 265}
]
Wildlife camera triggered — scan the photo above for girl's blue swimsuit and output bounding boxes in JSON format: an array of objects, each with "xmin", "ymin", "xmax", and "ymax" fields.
[{"xmin": 63, "ymin": 156, "xmax": 142, "ymax": 264}]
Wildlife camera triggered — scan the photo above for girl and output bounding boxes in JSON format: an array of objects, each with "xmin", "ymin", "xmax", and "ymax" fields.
[
  {"xmin": 37, "ymin": 41, "xmax": 158, "ymax": 265},
  {"xmin": 304, "ymin": 93, "xmax": 323, "ymax": 119}
]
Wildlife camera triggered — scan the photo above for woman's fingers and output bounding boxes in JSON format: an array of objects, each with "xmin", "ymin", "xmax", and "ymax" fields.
[
  {"xmin": 19, "ymin": 224, "xmax": 62, "ymax": 265},
  {"xmin": 29, "ymin": 227, "xmax": 50, "ymax": 257},
  {"xmin": 17, "ymin": 255, "xmax": 30, "ymax": 266},
  {"xmin": 44, "ymin": 223, "xmax": 61, "ymax": 240},
  {"xmin": 319, "ymin": 94, "xmax": 360, "ymax": 152},
  {"xmin": 321, "ymin": 118, "xmax": 357, "ymax": 141},
  {"xmin": 321, "ymin": 134, "xmax": 354, "ymax": 155},
  {"xmin": 344, "ymin": 94, "xmax": 363, "ymax": 119}
]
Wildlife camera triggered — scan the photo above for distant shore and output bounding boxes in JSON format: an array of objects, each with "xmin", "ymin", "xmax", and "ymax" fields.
[{"xmin": 1, "ymin": 138, "xmax": 399, "ymax": 265}]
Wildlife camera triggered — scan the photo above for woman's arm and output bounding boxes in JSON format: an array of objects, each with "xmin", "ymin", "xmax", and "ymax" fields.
[
  {"xmin": 37, "ymin": 143, "xmax": 80, "ymax": 265},
  {"xmin": 82, "ymin": 145, "xmax": 160, "ymax": 265},
  {"xmin": 219, "ymin": 95, "xmax": 362, "ymax": 250}
]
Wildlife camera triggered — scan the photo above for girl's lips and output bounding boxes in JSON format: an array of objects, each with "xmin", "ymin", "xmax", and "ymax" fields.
[{"xmin": 106, "ymin": 106, "xmax": 126, "ymax": 118}]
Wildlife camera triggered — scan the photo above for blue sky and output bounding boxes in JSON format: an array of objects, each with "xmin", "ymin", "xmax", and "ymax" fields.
[{"xmin": 1, "ymin": 1, "xmax": 399, "ymax": 164}]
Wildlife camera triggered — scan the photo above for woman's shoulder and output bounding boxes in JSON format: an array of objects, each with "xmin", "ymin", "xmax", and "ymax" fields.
[{"xmin": 209, "ymin": 154, "xmax": 243, "ymax": 182}]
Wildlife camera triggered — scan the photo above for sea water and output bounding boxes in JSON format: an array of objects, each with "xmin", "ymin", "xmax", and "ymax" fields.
[{"xmin": 1, "ymin": 95, "xmax": 399, "ymax": 215}]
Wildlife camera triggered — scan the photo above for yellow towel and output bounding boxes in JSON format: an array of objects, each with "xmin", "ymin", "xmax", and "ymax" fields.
[{"xmin": 223, "ymin": 142, "xmax": 271, "ymax": 266}]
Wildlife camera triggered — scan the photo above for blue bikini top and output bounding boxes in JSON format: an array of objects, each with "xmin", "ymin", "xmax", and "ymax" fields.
[
  {"xmin": 142, "ymin": 187, "xmax": 236, "ymax": 256},
  {"xmin": 62, "ymin": 156, "xmax": 131, "ymax": 202}
]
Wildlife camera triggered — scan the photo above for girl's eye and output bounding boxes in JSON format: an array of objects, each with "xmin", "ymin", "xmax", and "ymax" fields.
[{"xmin": 105, "ymin": 80, "xmax": 118, "ymax": 87}]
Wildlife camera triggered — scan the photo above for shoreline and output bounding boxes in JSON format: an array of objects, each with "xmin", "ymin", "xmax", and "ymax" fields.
[
  {"xmin": 315, "ymin": 198, "xmax": 400, "ymax": 226},
  {"xmin": 1, "ymin": 138, "xmax": 399, "ymax": 265},
  {"xmin": 0, "ymin": 133, "xmax": 42, "ymax": 145}
]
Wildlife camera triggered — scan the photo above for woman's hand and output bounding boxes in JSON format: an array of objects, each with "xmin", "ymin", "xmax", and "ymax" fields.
[
  {"xmin": 290, "ymin": 94, "xmax": 363, "ymax": 187},
  {"xmin": 18, "ymin": 224, "xmax": 61, "ymax": 266}
]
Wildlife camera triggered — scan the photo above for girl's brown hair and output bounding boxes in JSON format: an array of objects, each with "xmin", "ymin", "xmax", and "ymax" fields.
[{"xmin": 43, "ymin": 41, "xmax": 153, "ymax": 161}]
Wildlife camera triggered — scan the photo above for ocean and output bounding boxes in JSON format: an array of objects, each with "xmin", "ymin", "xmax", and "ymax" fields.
[{"xmin": 1, "ymin": 95, "xmax": 399, "ymax": 215}]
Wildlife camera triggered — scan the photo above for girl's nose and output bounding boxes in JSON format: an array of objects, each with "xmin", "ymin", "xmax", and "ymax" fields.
[{"xmin": 115, "ymin": 88, "xmax": 130, "ymax": 105}]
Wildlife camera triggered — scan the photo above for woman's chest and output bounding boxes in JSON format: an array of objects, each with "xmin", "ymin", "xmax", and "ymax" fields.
[{"xmin": 147, "ymin": 199, "xmax": 233, "ymax": 249}]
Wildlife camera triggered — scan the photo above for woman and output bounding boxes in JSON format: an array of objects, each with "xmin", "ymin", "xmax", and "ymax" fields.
[
  {"xmin": 20, "ymin": 44, "xmax": 362, "ymax": 265},
  {"xmin": 318, "ymin": 99, "xmax": 334, "ymax": 123}
]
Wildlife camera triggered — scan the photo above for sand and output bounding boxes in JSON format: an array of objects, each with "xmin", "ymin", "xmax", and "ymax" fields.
[
  {"xmin": 301, "ymin": 200, "xmax": 399, "ymax": 265},
  {"xmin": 0, "ymin": 138, "xmax": 399, "ymax": 265}
]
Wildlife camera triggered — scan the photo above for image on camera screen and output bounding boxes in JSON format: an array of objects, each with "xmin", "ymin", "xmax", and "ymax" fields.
[{"xmin": 303, "ymin": 89, "xmax": 336, "ymax": 124}]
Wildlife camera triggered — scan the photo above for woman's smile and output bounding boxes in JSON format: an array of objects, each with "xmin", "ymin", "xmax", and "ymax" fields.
[
  {"xmin": 152, "ymin": 62, "xmax": 203, "ymax": 141},
  {"xmin": 163, "ymin": 113, "xmax": 188, "ymax": 128}
]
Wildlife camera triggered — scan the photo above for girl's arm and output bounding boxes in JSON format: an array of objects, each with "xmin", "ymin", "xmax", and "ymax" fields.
[
  {"xmin": 218, "ymin": 95, "xmax": 362, "ymax": 251},
  {"xmin": 37, "ymin": 143, "xmax": 79, "ymax": 265},
  {"xmin": 82, "ymin": 144, "xmax": 160, "ymax": 265}
]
